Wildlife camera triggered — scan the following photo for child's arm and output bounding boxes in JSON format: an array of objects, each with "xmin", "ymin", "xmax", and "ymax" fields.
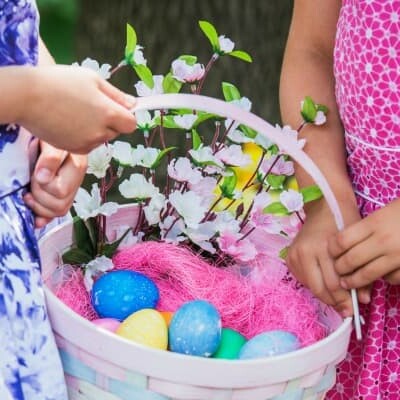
[
  {"xmin": 329, "ymin": 199, "xmax": 400, "ymax": 288},
  {"xmin": 0, "ymin": 64, "xmax": 136, "ymax": 153},
  {"xmin": 280, "ymin": 0, "xmax": 364, "ymax": 316},
  {"xmin": 25, "ymin": 37, "xmax": 87, "ymax": 228}
]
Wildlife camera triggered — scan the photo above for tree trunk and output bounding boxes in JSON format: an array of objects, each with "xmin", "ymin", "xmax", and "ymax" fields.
[{"xmin": 76, "ymin": 0, "xmax": 292, "ymax": 123}]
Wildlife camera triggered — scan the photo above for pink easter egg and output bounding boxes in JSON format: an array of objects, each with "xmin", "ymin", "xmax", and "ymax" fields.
[{"xmin": 91, "ymin": 318, "xmax": 120, "ymax": 332}]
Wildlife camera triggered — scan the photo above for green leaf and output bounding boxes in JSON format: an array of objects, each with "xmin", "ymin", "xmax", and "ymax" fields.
[
  {"xmin": 300, "ymin": 96, "xmax": 317, "ymax": 123},
  {"xmin": 72, "ymin": 217, "xmax": 95, "ymax": 257},
  {"xmin": 178, "ymin": 55, "xmax": 198, "ymax": 66},
  {"xmin": 263, "ymin": 202, "xmax": 290, "ymax": 215},
  {"xmin": 266, "ymin": 174, "xmax": 286, "ymax": 189},
  {"xmin": 228, "ymin": 50, "xmax": 252, "ymax": 63},
  {"xmin": 199, "ymin": 20, "xmax": 220, "ymax": 50},
  {"xmin": 151, "ymin": 146, "xmax": 176, "ymax": 169},
  {"xmin": 300, "ymin": 185, "xmax": 323, "ymax": 203},
  {"xmin": 101, "ymin": 228, "xmax": 132, "ymax": 258},
  {"xmin": 279, "ymin": 246, "xmax": 288, "ymax": 260},
  {"xmin": 62, "ymin": 248, "xmax": 93, "ymax": 265},
  {"xmin": 316, "ymin": 104, "xmax": 329, "ymax": 114},
  {"xmin": 191, "ymin": 129, "xmax": 202, "ymax": 150},
  {"xmin": 162, "ymin": 72, "xmax": 183, "ymax": 94},
  {"xmin": 219, "ymin": 169, "xmax": 237, "ymax": 199},
  {"xmin": 125, "ymin": 23, "xmax": 137, "ymax": 63},
  {"xmin": 222, "ymin": 82, "xmax": 241, "ymax": 102},
  {"xmin": 134, "ymin": 64, "xmax": 154, "ymax": 88},
  {"xmin": 239, "ymin": 125, "xmax": 257, "ymax": 139}
]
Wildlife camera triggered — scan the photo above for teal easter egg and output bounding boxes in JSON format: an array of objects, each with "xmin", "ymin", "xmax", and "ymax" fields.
[
  {"xmin": 92, "ymin": 270, "xmax": 159, "ymax": 321},
  {"xmin": 212, "ymin": 328, "xmax": 247, "ymax": 359},
  {"xmin": 169, "ymin": 300, "xmax": 222, "ymax": 357},
  {"xmin": 239, "ymin": 330, "xmax": 300, "ymax": 360}
]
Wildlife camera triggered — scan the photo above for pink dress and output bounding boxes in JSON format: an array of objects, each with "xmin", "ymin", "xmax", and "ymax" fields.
[{"xmin": 328, "ymin": 0, "xmax": 400, "ymax": 398}]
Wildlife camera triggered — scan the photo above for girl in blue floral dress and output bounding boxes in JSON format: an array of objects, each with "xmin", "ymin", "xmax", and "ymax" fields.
[{"xmin": 0, "ymin": 1, "xmax": 137, "ymax": 398}]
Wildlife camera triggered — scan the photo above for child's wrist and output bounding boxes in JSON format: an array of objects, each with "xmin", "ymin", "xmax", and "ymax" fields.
[{"xmin": 13, "ymin": 66, "xmax": 41, "ymax": 124}]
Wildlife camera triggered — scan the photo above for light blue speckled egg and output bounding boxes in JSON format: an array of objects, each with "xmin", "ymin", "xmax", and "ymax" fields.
[
  {"xmin": 169, "ymin": 300, "xmax": 222, "ymax": 357},
  {"xmin": 239, "ymin": 330, "xmax": 300, "ymax": 360},
  {"xmin": 91, "ymin": 270, "xmax": 159, "ymax": 321}
]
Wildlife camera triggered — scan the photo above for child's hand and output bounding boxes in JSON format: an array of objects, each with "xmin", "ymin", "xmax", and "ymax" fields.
[
  {"xmin": 286, "ymin": 199, "xmax": 361, "ymax": 317},
  {"xmin": 329, "ymin": 199, "xmax": 400, "ymax": 288},
  {"xmin": 24, "ymin": 141, "xmax": 87, "ymax": 228},
  {"xmin": 17, "ymin": 65, "xmax": 137, "ymax": 154}
]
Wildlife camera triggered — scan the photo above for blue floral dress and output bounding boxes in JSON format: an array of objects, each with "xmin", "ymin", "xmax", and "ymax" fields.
[{"xmin": 0, "ymin": 1, "xmax": 68, "ymax": 399}]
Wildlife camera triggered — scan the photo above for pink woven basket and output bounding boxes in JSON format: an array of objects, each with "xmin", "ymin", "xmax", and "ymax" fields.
[{"xmin": 39, "ymin": 94, "xmax": 354, "ymax": 400}]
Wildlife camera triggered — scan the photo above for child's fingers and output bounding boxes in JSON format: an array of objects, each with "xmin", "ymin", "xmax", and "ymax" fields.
[
  {"xmin": 286, "ymin": 246, "xmax": 336, "ymax": 305},
  {"xmin": 34, "ymin": 142, "xmax": 68, "ymax": 185},
  {"xmin": 384, "ymin": 269, "xmax": 400, "ymax": 285},
  {"xmin": 35, "ymin": 216, "xmax": 52, "ymax": 229},
  {"xmin": 328, "ymin": 220, "xmax": 372, "ymax": 258},
  {"xmin": 99, "ymin": 79, "xmax": 136, "ymax": 109},
  {"xmin": 340, "ymin": 255, "xmax": 391, "ymax": 289},
  {"xmin": 318, "ymin": 251, "xmax": 353, "ymax": 317},
  {"xmin": 24, "ymin": 191, "xmax": 70, "ymax": 219},
  {"xmin": 357, "ymin": 285, "xmax": 372, "ymax": 304},
  {"xmin": 334, "ymin": 234, "xmax": 384, "ymax": 275},
  {"xmin": 103, "ymin": 95, "xmax": 137, "ymax": 134}
]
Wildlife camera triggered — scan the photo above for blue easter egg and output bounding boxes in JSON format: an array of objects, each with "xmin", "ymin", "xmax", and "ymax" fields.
[
  {"xmin": 239, "ymin": 330, "xmax": 300, "ymax": 360},
  {"xmin": 91, "ymin": 270, "xmax": 159, "ymax": 321},
  {"xmin": 169, "ymin": 300, "xmax": 222, "ymax": 357}
]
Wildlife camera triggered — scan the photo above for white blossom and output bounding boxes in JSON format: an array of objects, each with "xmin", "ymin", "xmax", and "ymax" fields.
[
  {"xmin": 230, "ymin": 97, "xmax": 252, "ymax": 111},
  {"xmin": 133, "ymin": 45, "xmax": 147, "ymax": 65},
  {"xmin": 189, "ymin": 145, "xmax": 224, "ymax": 167},
  {"xmin": 169, "ymin": 190, "xmax": 207, "ymax": 229},
  {"xmin": 112, "ymin": 140, "xmax": 135, "ymax": 166},
  {"xmin": 215, "ymin": 144, "xmax": 251, "ymax": 167},
  {"xmin": 227, "ymin": 129, "xmax": 253, "ymax": 144},
  {"xmin": 278, "ymin": 124, "xmax": 306, "ymax": 149},
  {"xmin": 314, "ymin": 110, "xmax": 327, "ymax": 125},
  {"xmin": 135, "ymin": 110, "xmax": 156, "ymax": 130},
  {"xmin": 135, "ymin": 75, "xmax": 164, "ymax": 97},
  {"xmin": 144, "ymin": 193, "xmax": 166, "ymax": 225},
  {"xmin": 280, "ymin": 189, "xmax": 304, "ymax": 213},
  {"xmin": 87, "ymin": 143, "xmax": 113, "ymax": 178},
  {"xmin": 84, "ymin": 256, "xmax": 114, "ymax": 291},
  {"xmin": 132, "ymin": 144, "xmax": 160, "ymax": 168},
  {"xmin": 218, "ymin": 35, "xmax": 235, "ymax": 53},
  {"xmin": 160, "ymin": 215, "xmax": 186, "ymax": 243},
  {"xmin": 72, "ymin": 57, "xmax": 111, "ymax": 80},
  {"xmin": 173, "ymin": 114, "xmax": 198, "ymax": 130},
  {"xmin": 171, "ymin": 59, "xmax": 205, "ymax": 82},
  {"xmin": 214, "ymin": 211, "xmax": 241, "ymax": 234},
  {"xmin": 184, "ymin": 222, "xmax": 217, "ymax": 253},
  {"xmin": 119, "ymin": 174, "xmax": 158, "ymax": 200},
  {"xmin": 167, "ymin": 157, "xmax": 202, "ymax": 184},
  {"xmin": 73, "ymin": 184, "xmax": 118, "ymax": 220}
]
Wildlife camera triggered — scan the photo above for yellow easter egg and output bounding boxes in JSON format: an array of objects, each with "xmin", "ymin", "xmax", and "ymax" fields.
[
  {"xmin": 233, "ymin": 142, "xmax": 264, "ymax": 189},
  {"xmin": 116, "ymin": 309, "xmax": 168, "ymax": 350}
]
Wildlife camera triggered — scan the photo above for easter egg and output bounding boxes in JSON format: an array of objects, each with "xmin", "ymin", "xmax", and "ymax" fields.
[
  {"xmin": 91, "ymin": 318, "xmax": 120, "ymax": 332},
  {"xmin": 239, "ymin": 330, "xmax": 300, "ymax": 360},
  {"xmin": 91, "ymin": 270, "xmax": 159, "ymax": 320},
  {"xmin": 160, "ymin": 311, "xmax": 174, "ymax": 327},
  {"xmin": 169, "ymin": 300, "xmax": 222, "ymax": 357},
  {"xmin": 212, "ymin": 328, "xmax": 247, "ymax": 360},
  {"xmin": 116, "ymin": 309, "xmax": 168, "ymax": 350}
]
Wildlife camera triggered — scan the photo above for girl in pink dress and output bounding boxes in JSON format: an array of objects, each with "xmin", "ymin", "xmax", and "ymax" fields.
[{"xmin": 280, "ymin": 1, "xmax": 400, "ymax": 398}]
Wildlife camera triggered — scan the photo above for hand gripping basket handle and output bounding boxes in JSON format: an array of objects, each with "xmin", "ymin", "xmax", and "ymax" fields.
[{"xmin": 133, "ymin": 93, "xmax": 362, "ymax": 340}]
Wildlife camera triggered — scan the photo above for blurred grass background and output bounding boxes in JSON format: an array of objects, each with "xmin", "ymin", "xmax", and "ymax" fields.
[{"xmin": 37, "ymin": 0, "xmax": 292, "ymax": 123}]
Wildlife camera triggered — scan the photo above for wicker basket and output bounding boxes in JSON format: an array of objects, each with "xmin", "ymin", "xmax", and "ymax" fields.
[{"xmin": 39, "ymin": 94, "xmax": 353, "ymax": 400}]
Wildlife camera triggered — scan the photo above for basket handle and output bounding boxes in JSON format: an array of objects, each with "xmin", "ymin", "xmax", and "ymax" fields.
[{"xmin": 133, "ymin": 93, "xmax": 362, "ymax": 340}]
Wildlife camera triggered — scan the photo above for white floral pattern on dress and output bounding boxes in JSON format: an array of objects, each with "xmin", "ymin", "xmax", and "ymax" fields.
[
  {"xmin": 328, "ymin": 0, "xmax": 400, "ymax": 399},
  {"xmin": 0, "ymin": 1, "xmax": 68, "ymax": 399}
]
